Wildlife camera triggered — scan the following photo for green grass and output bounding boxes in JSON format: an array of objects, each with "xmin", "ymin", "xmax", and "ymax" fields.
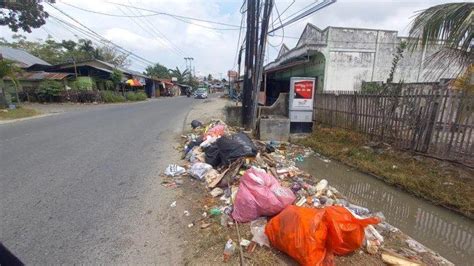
[
  {"xmin": 0, "ymin": 107, "xmax": 39, "ymax": 120},
  {"xmin": 298, "ymin": 126, "xmax": 474, "ymax": 218},
  {"xmin": 125, "ymin": 92, "xmax": 147, "ymax": 101},
  {"xmin": 100, "ymin": 91, "xmax": 126, "ymax": 103}
]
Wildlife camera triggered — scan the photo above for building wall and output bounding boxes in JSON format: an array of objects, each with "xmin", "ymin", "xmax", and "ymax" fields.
[
  {"xmin": 267, "ymin": 25, "xmax": 462, "ymax": 93},
  {"xmin": 323, "ymin": 27, "xmax": 460, "ymax": 91}
]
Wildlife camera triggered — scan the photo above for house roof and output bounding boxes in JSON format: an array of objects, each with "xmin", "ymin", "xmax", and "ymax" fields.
[
  {"xmin": 19, "ymin": 71, "xmax": 73, "ymax": 81},
  {"xmin": 4, "ymin": 71, "xmax": 73, "ymax": 81},
  {"xmin": 50, "ymin": 59, "xmax": 148, "ymax": 79},
  {"xmin": 0, "ymin": 46, "xmax": 51, "ymax": 68}
]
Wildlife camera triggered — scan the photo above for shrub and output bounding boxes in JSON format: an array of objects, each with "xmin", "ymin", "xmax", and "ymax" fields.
[
  {"xmin": 126, "ymin": 92, "xmax": 137, "ymax": 101},
  {"xmin": 135, "ymin": 92, "xmax": 147, "ymax": 101},
  {"xmin": 37, "ymin": 80, "xmax": 63, "ymax": 102},
  {"xmin": 125, "ymin": 92, "xmax": 147, "ymax": 101},
  {"xmin": 71, "ymin": 77, "xmax": 96, "ymax": 91},
  {"xmin": 100, "ymin": 91, "xmax": 125, "ymax": 103}
]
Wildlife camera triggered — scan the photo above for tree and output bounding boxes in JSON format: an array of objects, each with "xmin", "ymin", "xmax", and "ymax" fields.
[
  {"xmin": 110, "ymin": 69, "xmax": 123, "ymax": 92},
  {"xmin": 3, "ymin": 36, "xmax": 130, "ymax": 67},
  {"xmin": 387, "ymin": 41, "xmax": 407, "ymax": 83},
  {"xmin": 0, "ymin": 1, "xmax": 51, "ymax": 33},
  {"xmin": 170, "ymin": 67, "xmax": 190, "ymax": 83},
  {"xmin": 94, "ymin": 46, "xmax": 131, "ymax": 67},
  {"xmin": 207, "ymin": 74, "xmax": 213, "ymax": 81},
  {"xmin": 0, "ymin": 59, "xmax": 22, "ymax": 108},
  {"xmin": 408, "ymin": 2, "xmax": 473, "ymax": 76},
  {"xmin": 145, "ymin": 63, "xmax": 171, "ymax": 78}
]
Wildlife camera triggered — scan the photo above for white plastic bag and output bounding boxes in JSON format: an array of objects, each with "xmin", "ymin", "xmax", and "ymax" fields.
[
  {"xmin": 165, "ymin": 164, "xmax": 186, "ymax": 177},
  {"xmin": 250, "ymin": 217, "xmax": 270, "ymax": 247},
  {"xmin": 188, "ymin": 162, "xmax": 213, "ymax": 180}
]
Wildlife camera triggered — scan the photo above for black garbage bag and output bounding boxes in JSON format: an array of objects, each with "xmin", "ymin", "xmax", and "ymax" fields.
[
  {"xmin": 204, "ymin": 143, "xmax": 222, "ymax": 167},
  {"xmin": 191, "ymin": 120, "xmax": 203, "ymax": 129},
  {"xmin": 217, "ymin": 132, "xmax": 257, "ymax": 165}
]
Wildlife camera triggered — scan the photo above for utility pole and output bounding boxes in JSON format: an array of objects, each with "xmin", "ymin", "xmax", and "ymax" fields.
[
  {"xmin": 241, "ymin": 0, "xmax": 273, "ymax": 129},
  {"xmin": 242, "ymin": 0, "xmax": 257, "ymax": 129},
  {"xmin": 252, "ymin": 0, "xmax": 273, "ymax": 128}
]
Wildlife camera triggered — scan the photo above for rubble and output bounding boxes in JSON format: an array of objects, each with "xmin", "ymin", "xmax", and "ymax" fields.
[{"xmin": 170, "ymin": 119, "xmax": 453, "ymax": 265}]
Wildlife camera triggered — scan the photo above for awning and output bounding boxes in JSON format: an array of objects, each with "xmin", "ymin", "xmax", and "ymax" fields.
[{"xmin": 126, "ymin": 79, "xmax": 143, "ymax": 86}]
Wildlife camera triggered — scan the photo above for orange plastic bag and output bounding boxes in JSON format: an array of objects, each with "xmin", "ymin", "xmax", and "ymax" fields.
[{"xmin": 265, "ymin": 205, "xmax": 379, "ymax": 266}]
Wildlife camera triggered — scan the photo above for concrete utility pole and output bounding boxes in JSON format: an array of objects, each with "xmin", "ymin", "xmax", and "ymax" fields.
[
  {"xmin": 242, "ymin": 0, "xmax": 257, "ymax": 129},
  {"xmin": 241, "ymin": 0, "xmax": 273, "ymax": 129}
]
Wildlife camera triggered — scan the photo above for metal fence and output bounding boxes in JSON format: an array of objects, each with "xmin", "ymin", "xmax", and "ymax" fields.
[{"xmin": 313, "ymin": 86, "xmax": 474, "ymax": 166}]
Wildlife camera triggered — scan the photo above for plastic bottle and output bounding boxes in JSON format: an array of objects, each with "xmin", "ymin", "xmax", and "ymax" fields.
[{"xmin": 223, "ymin": 239, "xmax": 235, "ymax": 262}]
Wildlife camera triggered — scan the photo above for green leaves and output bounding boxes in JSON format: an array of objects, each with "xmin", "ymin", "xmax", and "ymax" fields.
[
  {"xmin": 408, "ymin": 3, "xmax": 473, "ymax": 71},
  {"xmin": 409, "ymin": 3, "xmax": 473, "ymax": 52}
]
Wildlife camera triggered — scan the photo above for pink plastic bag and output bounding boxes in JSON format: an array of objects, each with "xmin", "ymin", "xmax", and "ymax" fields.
[
  {"xmin": 204, "ymin": 124, "xmax": 225, "ymax": 138},
  {"xmin": 232, "ymin": 167, "xmax": 296, "ymax": 223}
]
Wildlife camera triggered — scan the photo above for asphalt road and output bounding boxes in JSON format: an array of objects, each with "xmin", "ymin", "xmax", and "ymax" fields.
[{"xmin": 0, "ymin": 96, "xmax": 199, "ymax": 264}]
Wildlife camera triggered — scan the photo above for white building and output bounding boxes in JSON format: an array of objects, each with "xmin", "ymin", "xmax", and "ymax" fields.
[{"xmin": 262, "ymin": 23, "xmax": 461, "ymax": 103}]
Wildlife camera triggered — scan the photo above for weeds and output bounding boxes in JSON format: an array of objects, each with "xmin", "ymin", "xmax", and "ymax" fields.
[
  {"xmin": 125, "ymin": 92, "xmax": 147, "ymax": 101},
  {"xmin": 0, "ymin": 107, "xmax": 38, "ymax": 120},
  {"xmin": 100, "ymin": 91, "xmax": 125, "ymax": 103}
]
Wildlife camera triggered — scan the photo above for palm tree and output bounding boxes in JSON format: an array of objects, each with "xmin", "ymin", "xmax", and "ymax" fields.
[
  {"xmin": 408, "ymin": 2, "xmax": 473, "ymax": 76},
  {"xmin": 0, "ymin": 59, "xmax": 22, "ymax": 108},
  {"xmin": 170, "ymin": 67, "xmax": 190, "ymax": 84}
]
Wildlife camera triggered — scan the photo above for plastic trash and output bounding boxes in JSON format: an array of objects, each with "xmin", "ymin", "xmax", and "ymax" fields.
[
  {"xmin": 205, "ymin": 124, "xmax": 226, "ymax": 138},
  {"xmin": 191, "ymin": 120, "xmax": 203, "ymax": 129},
  {"xmin": 200, "ymin": 136, "xmax": 219, "ymax": 148},
  {"xmin": 220, "ymin": 213, "xmax": 232, "ymax": 227},
  {"xmin": 315, "ymin": 179, "xmax": 328, "ymax": 193},
  {"xmin": 223, "ymin": 239, "xmax": 235, "ymax": 262},
  {"xmin": 204, "ymin": 143, "xmax": 222, "ymax": 167},
  {"xmin": 210, "ymin": 187, "xmax": 224, "ymax": 197},
  {"xmin": 250, "ymin": 218, "xmax": 270, "ymax": 247},
  {"xmin": 165, "ymin": 164, "xmax": 186, "ymax": 177},
  {"xmin": 210, "ymin": 208, "xmax": 222, "ymax": 216},
  {"xmin": 216, "ymin": 132, "xmax": 257, "ymax": 165},
  {"xmin": 240, "ymin": 239, "xmax": 251, "ymax": 247},
  {"xmin": 188, "ymin": 162, "xmax": 213, "ymax": 180},
  {"xmin": 170, "ymin": 201, "xmax": 177, "ymax": 207},
  {"xmin": 265, "ymin": 205, "xmax": 379, "ymax": 266},
  {"xmin": 406, "ymin": 239, "xmax": 427, "ymax": 253},
  {"xmin": 231, "ymin": 167, "xmax": 295, "ymax": 223},
  {"xmin": 347, "ymin": 203, "xmax": 370, "ymax": 216}
]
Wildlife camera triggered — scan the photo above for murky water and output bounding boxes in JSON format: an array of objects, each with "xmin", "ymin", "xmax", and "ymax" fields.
[{"xmin": 297, "ymin": 156, "xmax": 474, "ymax": 265}]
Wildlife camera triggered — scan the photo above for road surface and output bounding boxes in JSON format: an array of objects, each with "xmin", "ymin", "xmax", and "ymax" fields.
[{"xmin": 0, "ymin": 96, "xmax": 199, "ymax": 264}]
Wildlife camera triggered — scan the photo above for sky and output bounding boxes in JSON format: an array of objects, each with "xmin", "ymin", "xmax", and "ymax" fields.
[{"xmin": 0, "ymin": 0, "xmax": 458, "ymax": 77}]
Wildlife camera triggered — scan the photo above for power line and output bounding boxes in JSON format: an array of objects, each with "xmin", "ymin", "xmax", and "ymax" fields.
[
  {"xmin": 46, "ymin": 3, "xmax": 155, "ymax": 66},
  {"xmin": 123, "ymin": 2, "xmax": 188, "ymax": 57},
  {"xmin": 48, "ymin": 14, "xmax": 151, "ymax": 68},
  {"xmin": 268, "ymin": 1, "xmax": 284, "ymax": 47},
  {"xmin": 107, "ymin": 2, "xmax": 242, "ymax": 31},
  {"xmin": 232, "ymin": 11, "xmax": 246, "ymax": 70},
  {"xmin": 268, "ymin": 0, "xmax": 336, "ymax": 34},
  {"xmin": 115, "ymin": 4, "xmax": 187, "ymax": 59}
]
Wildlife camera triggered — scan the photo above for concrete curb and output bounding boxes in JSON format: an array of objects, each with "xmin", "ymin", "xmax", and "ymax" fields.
[{"xmin": 0, "ymin": 113, "xmax": 55, "ymax": 125}]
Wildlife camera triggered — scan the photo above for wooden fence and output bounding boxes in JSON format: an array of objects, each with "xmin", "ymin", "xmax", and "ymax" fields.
[{"xmin": 313, "ymin": 87, "xmax": 474, "ymax": 166}]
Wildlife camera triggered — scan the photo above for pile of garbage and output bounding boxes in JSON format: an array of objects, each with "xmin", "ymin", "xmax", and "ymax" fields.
[{"xmin": 165, "ymin": 119, "xmax": 447, "ymax": 265}]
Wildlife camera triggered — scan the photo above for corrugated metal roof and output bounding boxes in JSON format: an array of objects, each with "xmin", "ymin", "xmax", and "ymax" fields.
[
  {"xmin": 0, "ymin": 46, "xmax": 51, "ymax": 67},
  {"xmin": 18, "ymin": 71, "xmax": 72, "ymax": 81}
]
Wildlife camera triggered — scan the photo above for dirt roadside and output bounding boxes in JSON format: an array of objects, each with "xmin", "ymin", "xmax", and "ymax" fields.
[{"xmin": 173, "ymin": 96, "xmax": 452, "ymax": 265}]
